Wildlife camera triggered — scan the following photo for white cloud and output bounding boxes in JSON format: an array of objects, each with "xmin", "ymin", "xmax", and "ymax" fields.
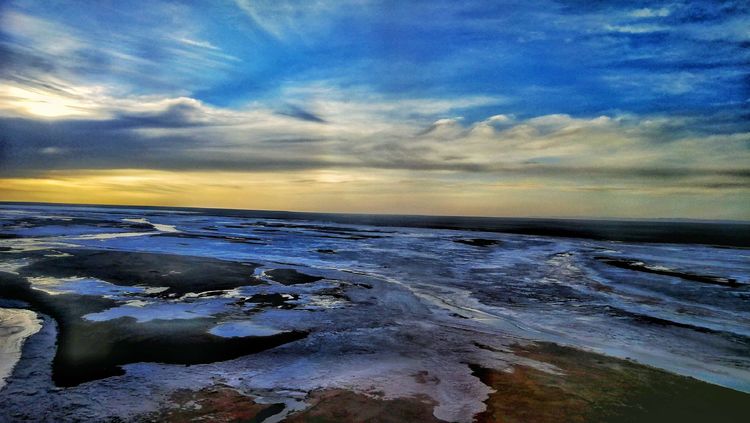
[
  {"xmin": 604, "ymin": 23, "xmax": 666, "ymax": 34},
  {"xmin": 0, "ymin": 11, "xmax": 85, "ymax": 55},
  {"xmin": 0, "ymin": 73, "xmax": 747, "ymax": 196},
  {"xmin": 0, "ymin": 78, "xmax": 108, "ymax": 118},
  {"xmin": 629, "ymin": 8, "xmax": 671, "ymax": 18},
  {"xmin": 0, "ymin": 7, "xmax": 239, "ymax": 101},
  {"xmin": 40, "ymin": 147, "xmax": 65, "ymax": 155},
  {"xmin": 486, "ymin": 114, "xmax": 513, "ymax": 123},
  {"xmin": 233, "ymin": 0, "xmax": 363, "ymax": 40},
  {"xmin": 176, "ymin": 37, "xmax": 221, "ymax": 51}
]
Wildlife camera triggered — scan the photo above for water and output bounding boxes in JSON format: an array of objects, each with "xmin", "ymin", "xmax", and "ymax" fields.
[{"xmin": 0, "ymin": 202, "xmax": 748, "ymax": 419}]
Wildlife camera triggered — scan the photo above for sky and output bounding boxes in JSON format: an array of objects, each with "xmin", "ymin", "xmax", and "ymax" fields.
[{"xmin": 0, "ymin": 0, "xmax": 748, "ymax": 219}]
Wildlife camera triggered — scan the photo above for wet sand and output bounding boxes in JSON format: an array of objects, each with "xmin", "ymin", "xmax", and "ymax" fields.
[
  {"xmin": 144, "ymin": 385, "xmax": 444, "ymax": 423},
  {"xmin": 472, "ymin": 342, "xmax": 750, "ymax": 423},
  {"xmin": 135, "ymin": 341, "xmax": 750, "ymax": 422},
  {"xmin": 284, "ymin": 390, "xmax": 443, "ymax": 423},
  {"xmin": 142, "ymin": 385, "xmax": 286, "ymax": 423}
]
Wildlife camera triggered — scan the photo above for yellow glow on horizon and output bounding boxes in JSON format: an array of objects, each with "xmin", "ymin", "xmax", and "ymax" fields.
[{"xmin": 1, "ymin": 169, "xmax": 747, "ymax": 219}]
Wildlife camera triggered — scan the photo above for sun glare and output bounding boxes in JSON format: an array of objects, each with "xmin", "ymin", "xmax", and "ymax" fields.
[{"xmin": 0, "ymin": 85, "xmax": 94, "ymax": 118}]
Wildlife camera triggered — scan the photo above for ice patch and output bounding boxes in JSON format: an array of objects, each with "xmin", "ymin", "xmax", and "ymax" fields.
[
  {"xmin": 209, "ymin": 321, "xmax": 285, "ymax": 338},
  {"xmin": 299, "ymin": 294, "xmax": 348, "ymax": 310},
  {"xmin": 143, "ymin": 286, "xmax": 170, "ymax": 294},
  {"xmin": 122, "ymin": 218, "xmax": 179, "ymax": 233},
  {"xmin": 0, "ymin": 308, "xmax": 42, "ymax": 389},
  {"xmin": 69, "ymin": 232, "xmax": 156, "ymax": 240},
  {"xmin": 0, "ymin": 259, "xmax": 31, "ymax": 275},
  {"xmin": 27, "ymin": 276, "xmax": 147, "ymax": 298},
  {"xmin": 83, "ymin": 299, "xmax": 232, "ymax": 322},
  {"xmin": 122, "ymin": 300, "xmax": 150, "ymax": 307}
]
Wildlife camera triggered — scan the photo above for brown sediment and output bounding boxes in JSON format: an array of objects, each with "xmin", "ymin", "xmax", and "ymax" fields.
[
  {"xmin": 285, "ymin": 389, "xmax": 446, "ymax": 423},
  {"xmin": 589, "ymin": 281, "xmax": 614, "ymax": 293},
  {"xmin": 471, "ymin": 342, "xmax": 750, "ymax": 423},
  {"xmin": 145, "ymin": 385, "xmax": 284, "ymax": 423}
]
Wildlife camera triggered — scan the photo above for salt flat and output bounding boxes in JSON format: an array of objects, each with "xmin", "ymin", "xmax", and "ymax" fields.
[{"xmin": 0, "ymin": 204, "xmax": 748, "ymax": 422}]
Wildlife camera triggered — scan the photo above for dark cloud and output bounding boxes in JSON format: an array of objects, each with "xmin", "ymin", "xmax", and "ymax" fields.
[
  {"xmin": 0, "ymin": 0, "xmax": 747, "ymax": 206},
  {"xmin": 276, "ymin": 104, "xmax": 327, "ymax": 123},
  {"xmin": 1, "ymin": 115, "xmax": 748, "ymax": 193},
  {"xmin": 0, "ymin": 43, "xmax": 56, "ymax": 74},
  {"xmin": 111, "ymin": 101, "xmax": 218, "ymax": 129},
  {"xmin": 668, "ymin": 1, "xmax": 749, "ymax": 24},
  {"xmin": 259, "ymin": 137, "xmax": 328, "ymax": 144},
  {"xmin": 512, "ymin": 165, "xmax": 750, "ymax": 181}
]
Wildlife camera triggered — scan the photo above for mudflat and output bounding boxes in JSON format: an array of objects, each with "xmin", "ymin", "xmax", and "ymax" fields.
[{"xmin": 1, "ymin": 204, "xmax": 748, "ymax": 421}]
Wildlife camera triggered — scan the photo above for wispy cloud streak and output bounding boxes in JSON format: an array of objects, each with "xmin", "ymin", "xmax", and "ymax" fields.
[{"xmin": 0, "ymin": 0, "xmax": 748, "ymax": 218}]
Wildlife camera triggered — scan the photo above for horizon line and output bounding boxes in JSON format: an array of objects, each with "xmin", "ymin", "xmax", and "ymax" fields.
[{"xmin": 2, "ymin": 200, "xmax": 749, "ymax": 225}]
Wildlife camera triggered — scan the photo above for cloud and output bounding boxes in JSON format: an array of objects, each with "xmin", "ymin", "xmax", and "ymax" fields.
[
  {"xmin": 233, "ymin": 0, "xmax": 361, "ymax": 40},
  {"xmin": 0, "ymin": 0, "xmax": 748, "ymax": 218},
  {"xmin": 0, "ymin": 7, "xmax": 239, "ymax": 100},
  {"xmin": 0, "ymin": 81, "xmax": 747, "ymax": 199},
  {"xmin": 603, "ymin": 23, "xmax": 667, "ymax": 34},
  {"xmin": 276, "ymin": 104, "xmax": 327, "ymax": 123},
  {"xmin": 40, "ymin": 146, "xmax": 64, "ymax": 155},
  {"xmin": 629, "ymin": 7, "xmax": 671, "ymax": 18},
  {"xmin": 176, "ymin": 37, "xmax": 221, "ymax": 51}
]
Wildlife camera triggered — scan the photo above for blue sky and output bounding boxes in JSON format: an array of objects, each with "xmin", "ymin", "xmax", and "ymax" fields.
[{"xmin": 0, "ymin": 0, "xmax": 748, "ymax": 218}]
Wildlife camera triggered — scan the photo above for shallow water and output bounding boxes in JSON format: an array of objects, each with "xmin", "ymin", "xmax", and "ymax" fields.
[{"xmin": 0, "ymin": 204, "xmax": 748, "ymax": 421}]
